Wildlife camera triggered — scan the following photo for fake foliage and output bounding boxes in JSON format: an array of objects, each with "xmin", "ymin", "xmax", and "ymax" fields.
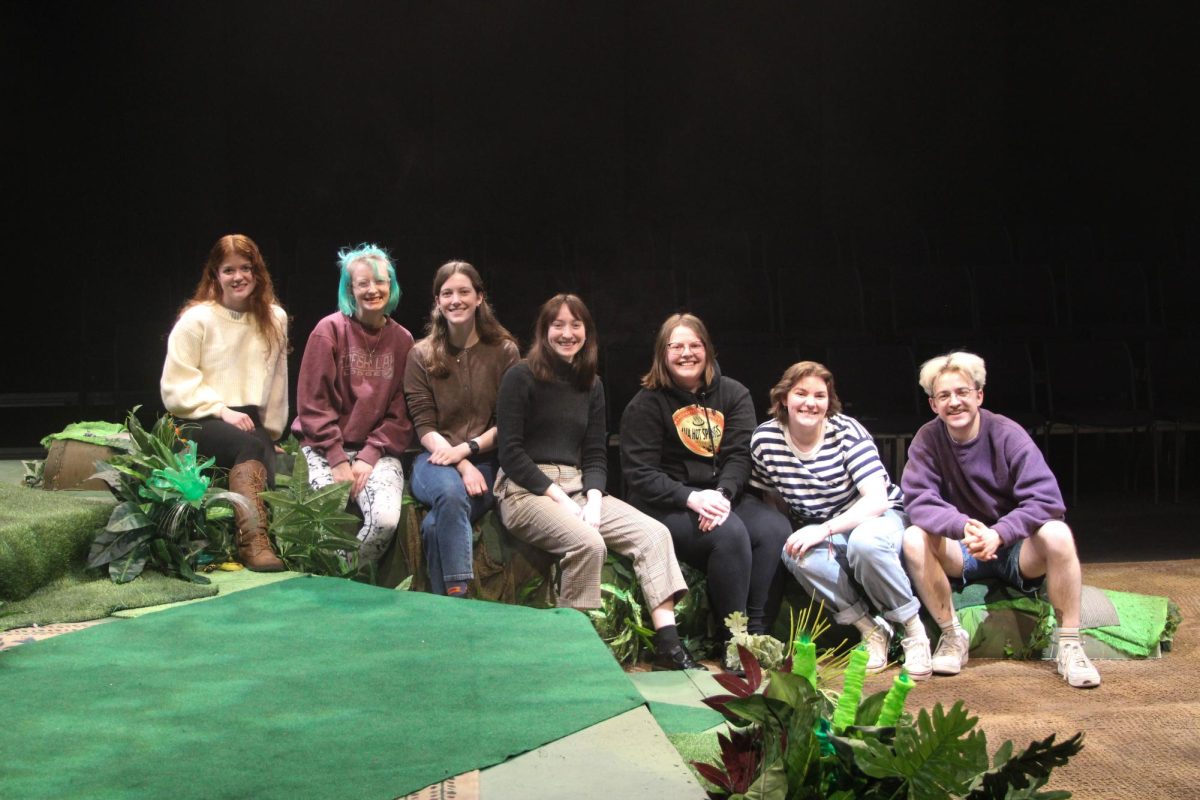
[
  {"xmin": 587, "ymin": 556, "xmax": 711, "ymax": 665},
  {"xmin": 88, "ymin": 409, "xmax": 247, "ymax": 584},
  {"xmin": 259, "ymin": 454, "xmax": 364, "ymax": 579},
  {"xmin": 695, "ymin": 640, "xmax": 1083, "ymax": 799}
]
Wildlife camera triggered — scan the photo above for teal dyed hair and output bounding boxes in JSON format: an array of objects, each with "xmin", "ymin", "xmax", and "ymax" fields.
[{"xmin": 337, "ymin": 243, "xmax": 401, "ymax": 317}]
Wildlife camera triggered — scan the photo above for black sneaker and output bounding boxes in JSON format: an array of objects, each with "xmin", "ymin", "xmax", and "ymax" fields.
[{"xmin": 651, "ymin": 643, "xmax": 702, "ymax": 671}]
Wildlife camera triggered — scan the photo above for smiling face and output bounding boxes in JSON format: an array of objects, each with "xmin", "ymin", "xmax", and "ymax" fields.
[
  {"xmin": 785, "ymin": 375, "xmax": 830, "ymax": 439},
  {"xmin": 436, "ymin": 271, "xmax": 482, "ymax": 328},
  {"xmin": 217, "ymin": 255, "xmax": 256, "ymax": 311},
  {"xmin": 349, "ymin": 259, "xmax": 390, "ymax": 321},
  {"xmin": 547, "ymin": 303, "xmax": 586, "ymax": 362},
  {"xmin": 665, "ymin": 324, "xmax": 707, "ymax": 392},
  {"xmin": 929, "ymin": 369, "xmax": 984, "ymax": 443}
]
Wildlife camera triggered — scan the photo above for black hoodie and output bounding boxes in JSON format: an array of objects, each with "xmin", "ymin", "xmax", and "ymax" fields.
[{"xmin": 619, "ymin": 361, "xmax": 757, "ymax": 511}]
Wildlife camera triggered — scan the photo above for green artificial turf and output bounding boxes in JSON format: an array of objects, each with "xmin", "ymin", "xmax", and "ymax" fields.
[
  {"xmin": 0, "ymin": 483, "xmax": 113, "ymax": 601},
  {"xmin": 0, "ymin": 576, "xmax": 645, "ymax": 800},
  {"xmin": 1, "ymin": 569, "xmax": 218, "ymax": 630}
]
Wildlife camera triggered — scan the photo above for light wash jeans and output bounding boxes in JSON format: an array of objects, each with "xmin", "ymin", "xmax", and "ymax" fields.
[
  {"xmin": 782, "ymin": 509, "xmax": 920, "ymax": 627},
  {"xmin": 409, "ymin": 452, "xmax": 497, "ymax": 594}
]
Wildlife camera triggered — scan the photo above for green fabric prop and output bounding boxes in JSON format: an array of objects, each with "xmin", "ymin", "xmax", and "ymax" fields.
[
  {"xmin": 0, "ymin": 576, "xmax": 644, "ymax": 800},
  {"xmin": 1087, "ymin": 589, "xmax": 1173, "ymax": 658},
  {"xmin": 39, "ymin": 421, "xmax": 130, "ymax": 451}
]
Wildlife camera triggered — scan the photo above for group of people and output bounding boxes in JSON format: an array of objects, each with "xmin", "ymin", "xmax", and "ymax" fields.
[{"xmin": 160, "ymin": 233, "xmax": 1101, "ymax": 688}]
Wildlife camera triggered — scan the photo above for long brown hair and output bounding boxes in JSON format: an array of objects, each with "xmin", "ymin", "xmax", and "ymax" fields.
[
  {"xmin": 181, "ymin": 234, "xmax": 286, "ymax": 355},
  {"xmin": 422, "ymin": 260, "xmax": 516, "ymax": 378},
  {"xmin": 526, "ymin": 293, "xmax": 597, "ymax": 391},
  {"xmin": 640, "ymin": 312, "xmax": 716, "ymax": 390}
]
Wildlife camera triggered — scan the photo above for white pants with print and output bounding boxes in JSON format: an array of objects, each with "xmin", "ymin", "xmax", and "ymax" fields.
[{"xmin": 302, "ymin": 446, "xmax": 404, "ymax": 564}]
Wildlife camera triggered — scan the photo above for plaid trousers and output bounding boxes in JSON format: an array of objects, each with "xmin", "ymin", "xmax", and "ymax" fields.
[{"xmin": 495, "ymin": 464, "xmax": 687, "ymax": 611}]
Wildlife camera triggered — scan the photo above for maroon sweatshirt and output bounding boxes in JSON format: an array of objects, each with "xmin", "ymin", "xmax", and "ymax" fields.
[{"xmin": 292, "ymin": 312, "xmax": 414, "ymax": 467}]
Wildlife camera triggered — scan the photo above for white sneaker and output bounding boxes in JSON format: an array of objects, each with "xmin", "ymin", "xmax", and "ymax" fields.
[
  {"xmin": 863, "ymin": 625, "xmax": 892, "ymax": 674},
  {"xmin": 930, "ymin": 628, "xmax": 970, "ymax": 675},
  {"xmin": 901, "ymin": 635, "xmax": 932, "ymax": 681},
  {"xmin": 1056, "ymin": 639, "xmax": 1101, "ymax": 688}
]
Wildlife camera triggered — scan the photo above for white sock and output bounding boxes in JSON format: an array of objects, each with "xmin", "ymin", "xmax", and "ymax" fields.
[
  {"xmin": 1057, "ymin": 627, "xmax": 1080, "ymax": 643},
  {"xmin": 902, "ymin": 615, "xmax": 926, "ymax": 640},
  {"xmin": 939, "ymin": 615, "xmax": 962, "ymax": 635},
  {"xmin": 852, "ymin": 615, "xmax": 878, "ymax": 637}
]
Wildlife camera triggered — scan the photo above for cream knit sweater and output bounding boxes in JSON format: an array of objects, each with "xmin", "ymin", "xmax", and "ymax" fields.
[{"xmin": 160, "ymin": 302, "xmax": 289, "ymax": 439}]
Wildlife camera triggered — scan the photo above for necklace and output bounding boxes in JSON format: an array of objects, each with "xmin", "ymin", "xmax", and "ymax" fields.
[{"xmin": 787, "ymin": 418, "xmax": 825, "ymax": 458}]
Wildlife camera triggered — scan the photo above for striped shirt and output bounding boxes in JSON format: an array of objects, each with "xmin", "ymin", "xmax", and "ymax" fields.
[{"xmin": 750, "ymin": 415, "xmax": 903, "ymax": 524}]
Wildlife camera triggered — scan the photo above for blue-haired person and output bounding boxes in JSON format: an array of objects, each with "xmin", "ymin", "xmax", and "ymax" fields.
[{"xmin": 292, "ymin": 244, "xmax": 415, "ymax": 564}]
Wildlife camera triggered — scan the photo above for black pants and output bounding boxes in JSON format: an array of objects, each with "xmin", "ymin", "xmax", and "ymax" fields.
[
  {"xmin": 644, "ymin": 493, "xmax": 792, "ymax": 637},
  {"xmin": 177, "ymin": 406, "xmax": 277, "ymax": 486}
]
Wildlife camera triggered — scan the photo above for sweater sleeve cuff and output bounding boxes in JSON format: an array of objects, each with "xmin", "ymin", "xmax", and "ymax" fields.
[
  {"xmin": 582, "ymin": 473, "xmax": 606, "ymax": 495},
  {"xmin": 672, "ymin": 486, "xmax": 693, "ymax": 508},
  {"xmin": 994, "ymin": 521, "xmax": 1020, "ymax": 546},
  {"xmin": 326, "ymin": 445, "xmax": 350, "ymax": 468},
  {"xmin": 357, "ymin": 446, "xmax": 382, "ymax": 467}
]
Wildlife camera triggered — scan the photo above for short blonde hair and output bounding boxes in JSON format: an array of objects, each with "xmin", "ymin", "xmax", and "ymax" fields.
[{"xmin": 918, "ymin": 351, "xmax": 987, "ymax": 396}]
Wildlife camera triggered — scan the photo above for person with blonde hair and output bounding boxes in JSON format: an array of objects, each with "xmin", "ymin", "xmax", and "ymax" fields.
[
  {"xmin": 495, "ymin": 294, "xmax": 696, "ymax": 670},
  {"xmin": 901, "ymin": 351, "xmax": 1100, "ymax": 688},
  {"xmin": 620, "ymin": 313, "xmax": 791, "ymax": 651},
  {"xmin": 161, "ymin": 234, "xmax": 288, "ymax": 571},
  {"xmin": 293, "ymin": 244, "xmax": 414, "ymax": 566},
  {"xmin": 750, "ymin": 361, "xmax": 926, "ymax": 676}
]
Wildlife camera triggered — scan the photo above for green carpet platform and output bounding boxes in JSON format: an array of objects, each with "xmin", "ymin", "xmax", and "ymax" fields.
[{"xmin": 0, "ymin": 576, "xmax": 705, "ymax": 799}]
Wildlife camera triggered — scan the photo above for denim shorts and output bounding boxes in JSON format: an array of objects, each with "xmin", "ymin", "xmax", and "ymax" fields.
[{"xmin": 954, "ymin": 538, "xmax": 1044, "ymax": 594}]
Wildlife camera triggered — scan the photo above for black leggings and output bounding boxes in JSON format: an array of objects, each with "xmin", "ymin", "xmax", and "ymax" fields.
[
  {"xmin": 177, "ymin": 406, "xmax": 277, "ymax": 485},
  {"xmin": 646, "ymin": 493, "xmax": 792, "ymax": 637}
]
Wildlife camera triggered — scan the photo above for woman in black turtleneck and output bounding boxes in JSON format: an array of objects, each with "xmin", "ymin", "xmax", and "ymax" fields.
[
  {"xmin": 495, "ymin": 294, "xmax": 698, "ymax": 671},
  {"xmin": 619, "ymin": 313, "xmax": 792, "ymax": 653}
]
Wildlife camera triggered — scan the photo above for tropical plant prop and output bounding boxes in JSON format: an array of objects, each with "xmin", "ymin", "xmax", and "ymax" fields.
[
  {"xmin": 586, "ymin": 555, "xmax": 712, "ymax": 665},
  {"xmin": 694, "ymin": 640, "xmax": 1083, "ymax": 799},
  {"xmin": 259, "ymin": 454, "xmax": 364, "ymax": 579},
  {"xmin": 88, "ymin": 409, "xmax": 247, "ymax": 584}
]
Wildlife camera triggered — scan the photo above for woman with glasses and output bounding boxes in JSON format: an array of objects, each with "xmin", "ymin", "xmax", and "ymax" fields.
[
  {"xmin": 293, "ymin": 244, "xmax": 414, "ymax": 565},
  {"xmin": 619, "ymin": 313, "xmax": 792, "ymax": 650},
  {"xmin": 749, "ymin": 361, "xmax": 924, "ymax": 677}
]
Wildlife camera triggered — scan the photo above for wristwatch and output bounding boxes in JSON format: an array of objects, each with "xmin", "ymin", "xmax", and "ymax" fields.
[
  {"xmin": 467, "ymin": 438, "xmax": 481, "ymax": 456},
  {"xmin": 716, "ymin": 486, "xmax": 732, "ymax": 501}
]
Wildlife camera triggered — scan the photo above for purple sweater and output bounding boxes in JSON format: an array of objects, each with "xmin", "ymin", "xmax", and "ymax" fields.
[
  {"xmin": 901, "ymin": 409, "xmax": 1065, "ymax": 545},
  {"xmin": 292, "ymin": 312, "xmax": 414, "ymax": 468}
]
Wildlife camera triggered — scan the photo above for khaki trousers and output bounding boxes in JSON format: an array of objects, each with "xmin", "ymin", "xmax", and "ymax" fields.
[{"xmin": 495, "ymin": 464, "xmax": 687, "ymax": 611}]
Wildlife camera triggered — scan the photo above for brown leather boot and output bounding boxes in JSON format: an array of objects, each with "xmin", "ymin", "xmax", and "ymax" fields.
[{"xmin": 229, "ymin": 460, "xmax": 285, "ymax": 572}]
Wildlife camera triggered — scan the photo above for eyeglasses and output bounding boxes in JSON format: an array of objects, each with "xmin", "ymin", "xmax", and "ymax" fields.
[
  {"xmin": 666, "ymin": 342, "xmax": 705, "ymax": 354},
  {"xmin": 933, "ymin": 387, "xmax": 976, "ymax": 404}
]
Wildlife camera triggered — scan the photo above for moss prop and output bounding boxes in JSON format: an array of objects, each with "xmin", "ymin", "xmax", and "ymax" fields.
[
  {"xmin": 0, "ymin": 483, "xmax": 113, "ymax": 601},
  {"xmin": 1, "ymin": 568, "xmax": 217, "ymax": 630}
]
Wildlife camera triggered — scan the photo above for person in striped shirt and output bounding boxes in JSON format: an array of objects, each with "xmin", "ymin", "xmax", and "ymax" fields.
[{"xmin": 750, "ymin": 361, "xmax": 930, "ymax": 678}]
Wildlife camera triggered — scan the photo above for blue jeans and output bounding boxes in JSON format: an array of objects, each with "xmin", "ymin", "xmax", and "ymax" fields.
[
  {"xmin": 409, "ymin": 452, "xmax": 497, "ymax": 594},
  {"xmin": 782, "ymin": 509, "xmax": 920, "ymax": 627}
]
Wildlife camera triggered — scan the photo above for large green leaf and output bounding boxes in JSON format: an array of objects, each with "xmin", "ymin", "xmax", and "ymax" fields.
[
  {"xmin": 965, "ymin": 731, "xmax": 1083, "ymax": 799},
  {"xmin": 109, "ymin": 549, "xmax": 149, "ymax": 583},
  {"xmin": 106, "ymin": 501, "xmax": 153, "ymax": 533},
  {"xmin": 88, "ymin": 527, "xmax": 153, "ymax": 568},
  {"xmin": 740, "ymin": 759, "xmax": 787, "ymax": 800},
  {"xmin": 854, "ymin": 702, "xmax": 989, "ymax": 799}
]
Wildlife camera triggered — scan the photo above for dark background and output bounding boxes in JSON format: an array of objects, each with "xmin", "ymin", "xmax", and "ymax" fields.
[{"xmin": 4, "ymin": 1, "xmax": 1198, "ymax": 505}]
